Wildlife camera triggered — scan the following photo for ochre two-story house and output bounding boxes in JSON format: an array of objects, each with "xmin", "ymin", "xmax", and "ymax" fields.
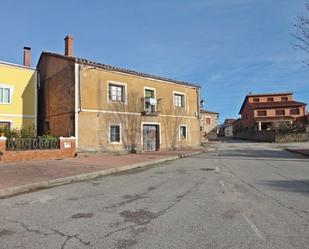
[
  {"xmin": 0, "ymin": 47, "xmax": 37, "ymax": 130},
  {"xmin": 238, "ymin": 92, "xmax": 307, "ymax": 131},
  {"xmin": 37, "ymin": 36, "xmax": 201, "ymax": 152}
]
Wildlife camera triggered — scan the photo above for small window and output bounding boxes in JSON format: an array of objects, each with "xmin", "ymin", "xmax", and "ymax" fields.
[
  {"xmin": 253, "ymin": 98, "xmax": 259, "ymax": 102},
  {"xmin": 281, "ymin": 97, "xmax": 288, "ymax": 101},
  {"xmin": 179, "ymin": 125, "xmax": 187, "ymax": 139},
  {"xmin": 144, "ymin": 89, "xmax": 156, "ymax": 112},
  {"xmin": 267, "ymin": 97, "xmax": 274, "ymax": 102},
  {"xmin": 275, "ymin": 110, "xmax": 285, "ymax": 116},
  {"xmin": 45, "ymin": 121, "xmax": 50, "ymax": 131},
  {"xmin": 109, "ymin": 84, "xmax": 125, "ymax": 102},
  {"xmin": 109, "ymin": 125, "xmax": 121, "ymax": 143},
  {"xmin": 0, "ymin": 87, "xmax": 11, "ymax": 104},
  {"xmin": 290, "ymin": 108, "xmax": 300, "ymax": 115},
  {"xmin": 174, "ymin": 93, "xmax": 185, "ymax": 108},
  {"xmin": 257, "ymin": 110, "xmax": 267, "ymax": 116},
  {"xmin": 205, "ymin": 118, "xmax": 211, "ymax": 125},
  {"xmin": 0, "ymin": 121, "xmax": 11, "ymax": 129}
]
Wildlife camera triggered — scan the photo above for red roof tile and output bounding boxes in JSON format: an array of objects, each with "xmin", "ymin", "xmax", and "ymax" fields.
[
  {"xmin": 200, "ymin": 109, "xmax": 219, "ymax": 114},
  {"xmin": 249, "ymin": 101, "xmax": 307, "ymax": 109},
  {"xmin": 38, "ymin": 52, "xmax": 200, "ymax": 88}
]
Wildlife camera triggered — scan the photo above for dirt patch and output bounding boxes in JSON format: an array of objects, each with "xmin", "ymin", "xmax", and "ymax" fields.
[
  {"xmin": 147, "ymin": 186, "xmax": 156, "ymax": 191},
  {"xmin": 67, "ymin": 197, "xmax": 79, "ymax": 201},
  {"xmin": 200, "ymin": 168, "xmax": 216, "ymax": 171},
  {"xmin": 0, "ymin": 229, "xmax": 15, "ymax": 237},
  {"xmin": 122, "ymin": 194, "xmax": 139, "ymax": 199},
  {"xmin": 71, "ymin": 213, "xmax": 94, "ymax": 219},
  {"xmin": 115, "ymin": 238, "xmax": 137, "ymax": 249},
  {"xmin": 221, "ymin": 209, "xmax": 240, "ymax": 219},
  {"xmin": 91, "ymin": 181, "xmax": 103, "ymax": 186},
  {"xmin": 176, "ymin": 169, "xmax": 186, "ymax": 174},
  {"xmin": 120, "ymin": 209, "xmax": 157, "ymax": 225}
]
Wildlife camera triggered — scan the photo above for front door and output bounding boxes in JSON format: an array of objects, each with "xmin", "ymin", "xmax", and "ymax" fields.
[{"xmin": 143, "ymin": 125, "xmax": 159, "ymax": 151}]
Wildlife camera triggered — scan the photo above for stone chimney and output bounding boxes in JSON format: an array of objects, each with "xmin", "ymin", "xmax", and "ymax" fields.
[
  {"xmin": 23, "ymin": 47, "xmax": 31, "ymax": 67},
  {"xmin": 64, "ymin": 35, "xmax": 73, "ymax": 57}
]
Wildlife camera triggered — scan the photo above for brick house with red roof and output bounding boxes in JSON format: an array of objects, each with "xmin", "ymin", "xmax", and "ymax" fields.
[{"xmin": 238, "ymin": 92, "xmax": 307, "ymax": 131}]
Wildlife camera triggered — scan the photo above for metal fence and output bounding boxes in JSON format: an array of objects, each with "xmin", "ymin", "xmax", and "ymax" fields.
[{"xmin": 6, "ymin": 138, "xmax": 59, "ymax": 151}]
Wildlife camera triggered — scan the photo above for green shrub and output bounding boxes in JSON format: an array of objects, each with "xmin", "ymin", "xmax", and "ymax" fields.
[
  {"xmin": 0, "ymin": 126, "xmax": 36, "ymax": 139},
  {"xmin": 38, "ymin": 134, "xmax": 58, "ymax": 143},
  {"xmin": 271, "ymin": 121, "xmax": 304, "ymax": 134}
]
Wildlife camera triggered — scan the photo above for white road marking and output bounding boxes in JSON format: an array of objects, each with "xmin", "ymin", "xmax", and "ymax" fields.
[
  {"xmin": 208, "ymin": 148, "xmax": 215, "ymax": 151},
  {"xmin": 243, "ymin": 215, "xmax": 265, "ymax": 241}
]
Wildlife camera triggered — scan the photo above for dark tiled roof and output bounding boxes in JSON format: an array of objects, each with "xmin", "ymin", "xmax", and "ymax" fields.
[
  {"xmin": 39, "ymin": 52, "xmax": 200, "ymax": 88},
  {"xmin": 249, "ymin": 101, "xmax": 307, "ymax": 109},
  {"xmin": 200, "ymin": 109, "xmax": 219, "ymax": 114},
  {"xmin": 224, "ymin": 119, "xmax": 236, "ymax": 125}
]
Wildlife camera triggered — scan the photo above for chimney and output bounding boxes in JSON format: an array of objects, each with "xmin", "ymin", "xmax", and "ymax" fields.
[
  {"xmin": 64, "ymin": 35, "xmax": 73, "ymax": 57},
  {"xmin": 23, "ymin": 47, "xmax": 31, "ymax": 67}
]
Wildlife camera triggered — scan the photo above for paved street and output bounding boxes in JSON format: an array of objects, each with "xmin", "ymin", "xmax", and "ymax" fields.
[{"xmin": 0, "ymin": 140, "xmax": 309, "ymax": 249}]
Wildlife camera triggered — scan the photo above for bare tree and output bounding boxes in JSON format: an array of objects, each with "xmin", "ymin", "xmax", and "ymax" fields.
[{"xmin": 293, "ymin": 3, "xmax": 309, "ymax": 64}]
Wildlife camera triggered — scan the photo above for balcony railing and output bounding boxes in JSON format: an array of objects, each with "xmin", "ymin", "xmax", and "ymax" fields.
[
  {"xmin": 141, "ymin": 97, "xmax": 160, "ymax": 116},
  {"xmin": 6, "ymin": 138, "xmax": 59, "ymax": 151}
]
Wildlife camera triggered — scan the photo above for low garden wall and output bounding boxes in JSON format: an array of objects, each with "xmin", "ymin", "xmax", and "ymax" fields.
[
  {"xmin": 275, "ymin": 133, "xmax": 309, "ymax": 143},
  {"xmin": 0, "ymin": 137, "xmax": 76, "ymax": 163},
  {"xmin": 234, "ymin": 131, "xmax": 309, "ymax": 143},
  {"xmin": 234, "ymin": 131, "xmax": 275, "ymax": 142}
]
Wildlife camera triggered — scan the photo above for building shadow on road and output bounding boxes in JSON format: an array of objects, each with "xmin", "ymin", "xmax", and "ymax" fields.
[
  {"xmin": 193, "ymin": 149, "xmax": 309, "ymax": 163},
  {"xmin": 259, "ymin": 179, "xmax": 309, "ymax": 196}
]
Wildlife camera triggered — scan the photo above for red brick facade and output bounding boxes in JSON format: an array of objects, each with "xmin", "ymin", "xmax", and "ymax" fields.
[
  {"xmin": 0, "ymin": 137, "xmax": 76, "ymax": 163},
  {"xmin": 238, "ymin": 92, "xmax": 307, "ymax": 131}
]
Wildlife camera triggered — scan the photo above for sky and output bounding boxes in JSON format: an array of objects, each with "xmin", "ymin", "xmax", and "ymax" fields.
[{"xmin": 1, "ymin": 0, "xmax": 309, "ymax": 122}]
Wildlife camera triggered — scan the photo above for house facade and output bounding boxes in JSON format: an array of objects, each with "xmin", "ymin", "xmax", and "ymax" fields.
[
  {"xmin": 238, "ymin": 92, "xmax": 307, "ymax": 131},
  {"xmin": 37, "ymin": 36, "xmax": 201, "ymax": 152},
  {"xmin": 223, "ymin": 119, "xmax": 235, "ymax": 137},
  {"xmin": 0, "ymin": 47, "xmax": 37, "ymax": 130},
  {"xmin": 200, "ymin": 109, "xmax": 219, "ymax": 134},
  {"xmin": 200, "ymin": 109, "xmax": 219, "ymax": 141}
]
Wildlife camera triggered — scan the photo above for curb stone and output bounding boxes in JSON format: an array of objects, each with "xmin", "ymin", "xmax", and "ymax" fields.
[{"xmin": 0, "ymin": 151, "xmax": 203, "ymax": 199}]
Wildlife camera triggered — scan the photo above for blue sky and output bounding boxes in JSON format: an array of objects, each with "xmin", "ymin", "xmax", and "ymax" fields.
[{"xmin": 1, "ymin": 0, "xmax": 309, "ymax": 122}]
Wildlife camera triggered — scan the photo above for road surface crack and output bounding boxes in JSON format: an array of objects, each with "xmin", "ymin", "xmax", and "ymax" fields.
[
  {"xmin": 218, "ymin": 151, "xmax": 309, "ymax": 224},
  {"xmin": 7, "ymin": 219, "xmax": 93, "ymax": 248}
]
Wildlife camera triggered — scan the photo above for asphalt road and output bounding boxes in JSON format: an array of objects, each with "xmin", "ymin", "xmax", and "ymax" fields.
[{"xmin": 0, "ymin": 140, "xmax": 309, "ymax": 249}]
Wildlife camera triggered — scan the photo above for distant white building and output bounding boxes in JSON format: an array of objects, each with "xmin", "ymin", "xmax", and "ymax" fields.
[
  {"xmin": 222, "ymin": 119, "xmax": 236, "ymax": 137},
  {"xmin": 224, "ymin": 125, "xmax": 234, "ymax": 137}
]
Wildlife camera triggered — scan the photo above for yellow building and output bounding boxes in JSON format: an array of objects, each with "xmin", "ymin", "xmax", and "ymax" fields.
[
  {"xmin": 37, "ymin": 36, "xmax": 201, "ymax": 152},
  {"xmin": 0, "ymin": 52, "xmax": 37, "ymax": 130}
]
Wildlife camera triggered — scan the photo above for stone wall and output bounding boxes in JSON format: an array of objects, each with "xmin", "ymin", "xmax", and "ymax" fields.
[
  {"xmin": 234, "ymin": 131, "xmax": 309, "ymax": 143},
  {"xmin": 0, "ymin": 137, "xmax": 76, "ymax": 163},
  {"xmin": 234, "ymin": 131, "xmax": 275, "ymax": 142},
  {"xmin": 275, "ymin": 133, "xmax": 309, "ymax": 143}
]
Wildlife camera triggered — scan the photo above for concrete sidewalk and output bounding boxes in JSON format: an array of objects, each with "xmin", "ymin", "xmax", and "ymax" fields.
[{"xmin": 0, "ymin": 149, "xmax": 204, "ymax": 198}]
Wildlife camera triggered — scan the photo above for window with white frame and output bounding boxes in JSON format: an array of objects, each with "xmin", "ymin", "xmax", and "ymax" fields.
[
  {"xmin": 144, "ymin": 88, "xmax": 156, "ymax": 112},
  {"xmin": 0, "ymin": 121, "xmax": 11, "ymax": 129},
  {"xmin": 0, "ymin": 87, "xmax": 11, "ymax": 104},
  {"xmin": 179, "ymin": 125, "xmax": 187, "ymax": 139},
  {"xmin": 109, "ymin": 125, "xmax": 121, "ymax": 143},
  {"xmin": 174, "ymin": 93, "xmax": 185, "ymax": 108},
  {"xmin": 109, "ymin": 84, "xmax": 125, "ymax": 102}
]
